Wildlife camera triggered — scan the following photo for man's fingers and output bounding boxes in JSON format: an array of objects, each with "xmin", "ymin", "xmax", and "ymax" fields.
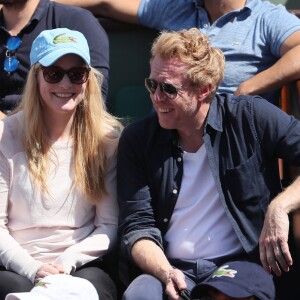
[
  {"xmin": 259, "ymin": 235, "xmax": 272, "ymax": 273},
  {"xmin": 274, "ymin": 240, "xmax": 292, "ymax": 272}
]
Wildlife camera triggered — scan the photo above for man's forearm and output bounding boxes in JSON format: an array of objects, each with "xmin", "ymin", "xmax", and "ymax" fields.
[
  {"xmin": 273, "ymin": 176, "xmax": 300, "ymax": 213},
  {"xmin": 131, "ymin": 239, "xmax": 173, "ymax": 284}
]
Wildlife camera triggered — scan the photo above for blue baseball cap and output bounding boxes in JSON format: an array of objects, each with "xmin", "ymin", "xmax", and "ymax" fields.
[
  {"xmin": 30, "ymin": 28, "xmax": 90, "ymax": 67},
  {"xmin": 191, "ymin": 261, "xmax": 275, "ymax": 300}
]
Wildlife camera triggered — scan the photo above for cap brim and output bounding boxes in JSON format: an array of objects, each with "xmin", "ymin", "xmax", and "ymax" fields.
[
  {"xmin": 191, "ymin": 281, "xmax": 253, "ymax": 298},
  {"xmin": 39, "ymin": 47, "xmax": 90, "ymax": 67},
  {"xmin": 5, "ymin": 293, "xmax": 48, "ymax": 300}
]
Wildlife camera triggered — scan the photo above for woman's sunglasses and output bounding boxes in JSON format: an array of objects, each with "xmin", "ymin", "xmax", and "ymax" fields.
[
  {"xmin": 4, "ymin": 36, "xmax": 22, "ymax": 74},
  {"xmin": 145, "ymin": 78, "xmax": 182, "ymax": 100},
  {"xmin": 41, "ymin": 66, "xmax": 90, "ymax": 84}
]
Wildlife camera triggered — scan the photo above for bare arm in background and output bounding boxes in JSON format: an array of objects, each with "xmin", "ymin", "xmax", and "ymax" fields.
[
  {"xmin": 235, "ymin": 31, "xmax": 300, "ymax": 97},
  {"xmin": 51, "ymin": 0, "xmax": 140, "ymax": 23}
]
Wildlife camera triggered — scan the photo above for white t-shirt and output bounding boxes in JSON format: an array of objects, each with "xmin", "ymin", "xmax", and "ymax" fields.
[{"xmin": 165, "ymin": 145, "xmax": 243, "ymax": 260}]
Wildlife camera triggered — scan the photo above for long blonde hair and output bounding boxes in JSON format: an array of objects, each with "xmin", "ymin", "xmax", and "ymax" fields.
[
  {"xmin": 151, "ymin": 28, "xmax": 225, "ymax": 102},
  {"xmin": 17, "ymin": 63, "xmax": 122, "ymax": 204}
]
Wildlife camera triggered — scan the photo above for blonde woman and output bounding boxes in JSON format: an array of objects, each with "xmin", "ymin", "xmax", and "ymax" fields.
[{"xmin": 0, "ymin": 28, "xmax": 122, "ymax": 299}]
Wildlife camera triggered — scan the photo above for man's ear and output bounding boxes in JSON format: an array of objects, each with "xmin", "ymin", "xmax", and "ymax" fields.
[{"xmin": 197, "ymin": 83, "xmax": 212, "ymax": 101}]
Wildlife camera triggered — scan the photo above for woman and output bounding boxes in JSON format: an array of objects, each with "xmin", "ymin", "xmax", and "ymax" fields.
[{"xmin": 0, "ymin": 28, "xmax": 122, "ymax": 299}]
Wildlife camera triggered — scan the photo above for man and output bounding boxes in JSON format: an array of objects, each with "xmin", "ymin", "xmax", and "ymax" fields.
[
  {"xmin": 52, "ymin": 0, "xmax": 300, "ymax": 105},
  {"xmin": 117, "ymin": 28, "xmax": 300, "ymax": 300},
  {"xmin": 0, "ymin": 0, "xmax": 109, "ymax": 115}
]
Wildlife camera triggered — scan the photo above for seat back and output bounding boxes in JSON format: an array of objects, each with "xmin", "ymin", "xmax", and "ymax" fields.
[
  {"xmin": 114, "ymin": 85, "xmax": 152, "ymax": 124},
  {"xmin": 101, "ymin": 21, "xmax": 157, "ymax": 124}
]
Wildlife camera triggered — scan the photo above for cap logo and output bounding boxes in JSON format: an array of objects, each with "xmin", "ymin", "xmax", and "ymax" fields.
[
  {"xmin": 53, "ymin": 33, "xmax": 77, "ymax": 44},
  {"xmin": 35, "ymin": 280, "xmax": 50, "ymax": 288},
  {"xmin": 212, "ymin": 265, "xmax": 237, "ymax": 278}
]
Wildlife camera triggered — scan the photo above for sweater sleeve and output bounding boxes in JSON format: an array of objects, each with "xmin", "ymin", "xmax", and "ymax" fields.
[
  {"xmin": 53, "ymin": 147, "xmax": 118, "ymax": 273},
  {"xmin": 0, "ymin": 151, "xmax": 43, "ymax": 283}
]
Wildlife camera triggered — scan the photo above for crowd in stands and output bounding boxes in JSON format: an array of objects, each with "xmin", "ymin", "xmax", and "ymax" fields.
[{"xmin": 1, "ymin": 1, "xmax": 300, "ymax": 300}]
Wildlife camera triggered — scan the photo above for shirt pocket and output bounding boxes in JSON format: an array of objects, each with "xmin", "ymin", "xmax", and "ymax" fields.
[{"xmin": 223, "ymin": 153, "xmax": 268, "ymax": 208}]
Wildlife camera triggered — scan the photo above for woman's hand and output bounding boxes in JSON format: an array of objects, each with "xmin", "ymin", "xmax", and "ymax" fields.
[{"xmin": 34, "ymin": 263, "xmax": 65, "ymax": 283}]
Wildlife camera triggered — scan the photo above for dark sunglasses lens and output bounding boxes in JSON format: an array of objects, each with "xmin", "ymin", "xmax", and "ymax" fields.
[
  {"xmin": 162, "ymin": 83, "xmax": 178, "ymax": 96},
  {"xmin": 4, "ymin": 57, "xmax": 19, "ymax": 73},
  {"xmin": 43, "ymin": 67, "xmax": 64, "ymax": 83},
  {"xmin": 145, "ymin": 79, "xmax": 158, "ymax": 94},
  {"xmin": 6, "ymin": 36, "xmax": 22, "ymax": 51},
  {"xmin": 68, "ymin": 68, "xmax": 89, "ymax": 84}
]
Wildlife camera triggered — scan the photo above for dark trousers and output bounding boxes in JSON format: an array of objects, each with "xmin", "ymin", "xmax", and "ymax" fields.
[{"xmin": 0, "ymin": 258, "xmax": 117, "ymax": 300}]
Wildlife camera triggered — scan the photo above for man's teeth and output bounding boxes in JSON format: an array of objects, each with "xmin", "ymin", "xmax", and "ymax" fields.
[{"xmin": 159, "ymin": 108, "xmax": 172, "ymax": 113}]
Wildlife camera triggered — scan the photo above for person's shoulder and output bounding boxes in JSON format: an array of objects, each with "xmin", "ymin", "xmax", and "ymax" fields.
[
  {"xmin": 49, "ymin": 1, "xmax": 96, "ymax": 19},
  {"xmin": 252, "ymin": 0, "xmax": 293, "ymax": 17},
  {"xmin": 220, "ymin": 93, "xmax": 268, "ymax": 114},
  {"xmin": 48, "ymin": 1, "xmax": 106, "ymax": 35},
  {"xmin": 120, "ymin": 112, "xmax": 161, "ymax": 143},
  {"xmin": 0, "ymin": 111, "xmax": 22, "ymax": 129}
]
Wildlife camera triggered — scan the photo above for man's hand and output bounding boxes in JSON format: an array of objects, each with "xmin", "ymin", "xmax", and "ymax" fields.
[
  {"xmin": 259, "ymin": 201, "xmax": 293, "ymax": 276},
  {"xmin": 165, "ymin": 268, "xmax": 187, "ymax": 300},
  {"xmin": 34, "ymin": 263, "xmax": 65, "ymax": 283}
]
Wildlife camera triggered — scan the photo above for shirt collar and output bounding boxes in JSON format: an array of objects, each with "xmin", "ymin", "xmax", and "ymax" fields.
[
  {"xmin": 29, "ymin": 0, "xmax": 49, "ymax": 23},
  {"xmin": 205, "ymin": 94, "xmax": 223, "ymax": 133},
  {"xmin": 155, "ymin": 95, "xmax": 224, "ymax": 146}
]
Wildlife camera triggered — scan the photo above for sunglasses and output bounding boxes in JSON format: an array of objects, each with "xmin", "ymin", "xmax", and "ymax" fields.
[
  {"xmin": 145, "ymin": 78, "xmax": 182, "ymax": 100},
  {"xmin": 41, "ymin": 66, "xmax": 90, "ymax": 84},
  {"xmin": 4, "ymin": 36, "xmax": 22, "ymax": 74}
]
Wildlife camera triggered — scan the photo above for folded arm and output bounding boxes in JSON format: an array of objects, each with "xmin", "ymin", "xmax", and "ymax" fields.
[{"xmin": 235, "ymin": 31, "xmax": 300, "ymax": 97}]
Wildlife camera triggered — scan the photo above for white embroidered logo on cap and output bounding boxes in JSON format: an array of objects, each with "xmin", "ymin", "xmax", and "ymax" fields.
[
  {"xmin": 212, "ymin": 265, "xmax": 237, "ymax": 278},
  {"xmin": 53, "ymin": 33, "xmax": 77, "ymax": 44}
]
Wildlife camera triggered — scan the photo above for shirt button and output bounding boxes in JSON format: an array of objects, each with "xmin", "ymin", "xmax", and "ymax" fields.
[
  {"xmin": 177, "ymin": 157, "xmax": 182, "ymax": 162},
  {"xmin": 172, "ymin": 189, "xmax": 178, "ymax": 194},
  {"xmin": 163, "ymin": 218, "xmax": 168, "ymax": 222},
  {"xmin": 204, "ymin": 24, "xmax": 209, "ymax": 28}
]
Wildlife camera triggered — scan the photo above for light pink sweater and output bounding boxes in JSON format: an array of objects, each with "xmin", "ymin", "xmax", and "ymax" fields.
[{"xmin": 0, "ymin": 112, "xmax": 119, "ymax": 283}]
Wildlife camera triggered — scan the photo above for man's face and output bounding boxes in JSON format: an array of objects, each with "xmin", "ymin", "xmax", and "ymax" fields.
[{"xmin": 149, "ymin": 55, "xmax": 201, "ymax": 135}]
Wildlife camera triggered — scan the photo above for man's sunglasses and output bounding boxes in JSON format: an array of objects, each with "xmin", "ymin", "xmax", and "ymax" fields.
[
  {"xmin": 4, "ymin": 36, "xmax": 22, "ymax": 74},
  {"xmin": 145, "ymin": 78, "xmax": 182, "ymax": 100},
  {"xmin": 41, "ymin": 66, "xmax": 90, "ymax": 84}
]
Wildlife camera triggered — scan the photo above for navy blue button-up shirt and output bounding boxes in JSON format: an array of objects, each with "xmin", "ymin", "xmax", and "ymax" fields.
[{"xmin": 118, "ymin": 93, "xmax": 300, "ymax": 265}]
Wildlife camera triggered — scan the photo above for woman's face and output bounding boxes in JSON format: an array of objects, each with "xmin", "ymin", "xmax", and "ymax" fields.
[{"xmin": 37, "ymin": 54, "xmax": 88, "ymax": 117}]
